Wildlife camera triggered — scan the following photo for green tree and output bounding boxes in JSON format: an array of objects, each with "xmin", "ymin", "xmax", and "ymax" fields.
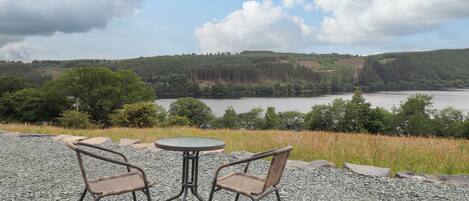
[
  {"xmin": 239, "ymin": 107, "xmax": 264, "ymax": 130},
  {"xmin": 367, "ymin": 107, "xmax": 396, "ymax": 134},
  {"xmin": 263, "ymin": 107, "xmax": 280, "ymax": 130},
  {"xmin": 221, "ymin": 106, "xmax": 240, "ymax": 129},
  {"xmin": 47, "ymin": 67, "xmax": 154, "ymax": 124},
  {"xmin": 342, "ymin": 89, "xmax": 372, "ymax": 132},
  {"xmin": 169, "ymin": 97, "xmax": 213, "ymax": 127},
  {"xmin": 110, "ymin": 102, "xmax": 167, "ymax": 128},
  {"xmin": 433, "ymin": 107, "xmax": 465, "ymax": 137},
  {"xmin": 58, "ymin": 110, "xmax": 92, "ymax": 129},
  {"xmin": 394, "ymin": 94, "xmax": 435, "ymax": 135},
  {"xmin": 0, "ymin": 88, "xmax": 69, "ymax": 122},
  {"xmin": 0, "ymin": 76, "xmax": 32, "ymax": 95},
  {"xmin": 278, "ymin": 111, "xmax": 306, "ymax": 131},
  {"xmin": 305, "ymin": 104, "xmax": 332, "ymax": 131}
]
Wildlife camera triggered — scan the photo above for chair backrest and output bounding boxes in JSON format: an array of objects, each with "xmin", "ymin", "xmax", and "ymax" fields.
[
  {"xmin": 263, "ymin": 146, "xmax": 292, "ymax": 191},
  {"xmin": 66, "ymin": 141, "xmax": 92, "ymax": 189}
]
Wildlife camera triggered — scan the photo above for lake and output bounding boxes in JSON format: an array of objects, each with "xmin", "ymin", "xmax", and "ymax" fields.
[{"xmin": 156, "ymin": 89, "xmax": 469, "ymax": 116}]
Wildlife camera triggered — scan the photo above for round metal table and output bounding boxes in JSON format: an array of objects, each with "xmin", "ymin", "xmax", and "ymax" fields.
[{"xmin": 155, "ymin": 137, "xmax": 225, "ymax": 201}]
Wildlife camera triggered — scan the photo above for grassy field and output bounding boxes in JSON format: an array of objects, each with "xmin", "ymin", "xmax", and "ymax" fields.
[{"xmin": 2, "ymin": 123, "xmax": 468, "ymax": 175}]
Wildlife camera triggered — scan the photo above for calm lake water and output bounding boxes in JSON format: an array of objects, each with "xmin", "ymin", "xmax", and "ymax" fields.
[{"xmin": 156, "ymin": 89, "xmax": 469, "ymax": 116}]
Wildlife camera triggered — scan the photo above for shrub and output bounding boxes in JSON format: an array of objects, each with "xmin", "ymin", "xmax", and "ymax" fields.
[
  {"xmin": 239, "ymin": 107, "xmax": 264, "ymax": 130},
  {"xmin": 169, "ymin": 97, "xmax": 213, "ymax": 127},
  {"xmin": 165, "ymin": 115, "xmax": 192, "ymax": 127},
  {"xmin": 263, "ymin": 107, "xmax": 280, "ymax": 129},
  {"xmin": 110, "ymin": 102, "xmax": 167, "ymax": 128},
  {"xmin": 221, "ymin": 106, "xmax": 240, "ymax": 129},
  {"xmin": 278, "ymin": 111, "xmax": 306, "ymax": 131},
  {"xmin": 58, "ymin": 110, "xmax": 92, "ymax": 129}
]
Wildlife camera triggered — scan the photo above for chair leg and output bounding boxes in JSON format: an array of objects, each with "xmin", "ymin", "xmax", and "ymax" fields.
[
  {"xmin": 145, "ymin": 187, "xmax": 152, "ymax": 201},
  {"xmin": 132, "ymin": 191, "xmax": 137, "ymax": 201},
  {"xmin": 208, "ymin": 183, "xmax": 217, "ymax": 201},
  {"xmin": 78, "ymin": 188, "xmax": 87, "ymax": 201},
  {"xmin": 235, "ymin": 193, "xmax": 240, "ymax": 201},
  {"xmin": 275, "ymin": 188, "xmax": 281, "ymax": 201}
]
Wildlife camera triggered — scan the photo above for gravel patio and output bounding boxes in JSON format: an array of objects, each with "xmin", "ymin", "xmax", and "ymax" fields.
[{"xmin": 1, "ymin": 135, "xmax": 468, "ymax": 201}]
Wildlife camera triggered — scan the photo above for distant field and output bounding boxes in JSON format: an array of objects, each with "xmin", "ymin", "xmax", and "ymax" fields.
[{"xmin": 2, "ymin": 123, "xmax": 468, "ymax": 175}]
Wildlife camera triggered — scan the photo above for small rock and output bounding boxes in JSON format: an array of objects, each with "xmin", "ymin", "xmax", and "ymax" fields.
[
  {"xmin": 344, "ymin": 162, "xmax": 391, "ymax": 177},
  {"xmin": 80, "ymin": 137, "xmax": 112, "ymax": 145},
  {"xmin": 131, "ymin": 143, "xmax": 156, "ymax": 150},
  {"xmin": 396, "ymin": 171, "xmax": 428, "ymax": 180},
  {"xmin": 287, "ymin": 160, "xmax": 336, "ymax": 170},
  {"xmin": 119, "ymin": 138, "xmax": 141, "ymax": 146}
]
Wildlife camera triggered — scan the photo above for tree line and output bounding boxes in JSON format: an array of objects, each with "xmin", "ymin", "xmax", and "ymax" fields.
[
  {"xmin": 1, "ymin": 67, "xmax": 468, "ymax": 138},
  {"xmin": 2, "ymin": 49, "xmax": 469, "ymax": 97}
]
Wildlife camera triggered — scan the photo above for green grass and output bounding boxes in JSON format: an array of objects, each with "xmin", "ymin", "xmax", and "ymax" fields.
[{"xmin": 2, "ymin": 123, "xmax": 468, "ymax": 175}]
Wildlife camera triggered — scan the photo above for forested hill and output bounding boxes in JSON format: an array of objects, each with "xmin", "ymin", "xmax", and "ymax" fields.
[{"xmin": 1, "ymin": 49, "xmax": 469, "ymax": 97}]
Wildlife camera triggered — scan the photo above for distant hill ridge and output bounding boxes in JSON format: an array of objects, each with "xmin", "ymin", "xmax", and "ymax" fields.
[{"xmin": 1, "ymin": 48, "xmax": 469, "ymax": 97}]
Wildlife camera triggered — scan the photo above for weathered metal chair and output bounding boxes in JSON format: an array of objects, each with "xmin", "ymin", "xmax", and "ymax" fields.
[
  {"xmin": 208, "ymin": 146, "xmax": 292, "ymax": 201},
  {"xmin": 66, "ymin": 141, "xmax": 154, "ymax": 201}
]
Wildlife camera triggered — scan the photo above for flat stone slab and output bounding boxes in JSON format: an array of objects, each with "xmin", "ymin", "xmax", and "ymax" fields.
[
  {"xmin": 397, "ymin": 171, "xmax": 469, "ymax": 187},
  {"xmin": 119, "ymin": 138, "xmax": 141, "ymax": 146},
  {"xmin": 2, "ymin": 132, "xmax": 21, "ymax": 137},
  {"xmin": 437, "ymin": 175, "xmax": 469, "ymax": 186},
  {"xmin": 52, "ymin": 135, "xmax": 73, "ymax": 141},
  {"xmin": 81, "ymin": 137, "xmax": 112, "ymax": 145},
  {"xmin": 201, "ymin": 149, "xmax": 225, "ymax": 155},
  {"xmin": 344, "ymin": 162, "xmax": 391, "ymax": 177},
  {"xmin": 61, "ymin": 136, "xmax": 88, "ymax": 142},
  {"xmin": 287, "ymin": 159, "xmax": 336, "ymax": 170},
  {"xmin": 131, "ymin": 143, "xmax": 161, "ymax": 152}
]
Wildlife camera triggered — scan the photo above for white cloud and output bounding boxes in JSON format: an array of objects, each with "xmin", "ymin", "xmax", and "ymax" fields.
[
  {"xmin": 0, "ymin": 0, "xmax": 143, "ymax": 60},
  {"xmin": 314, "ymin": 0, "xmax": 469, "ymax": 44},
  {"xmin": 195, "ymin": 0, "xmax": 315, "ymax": 53},
  {"xmin": 0, "ymin": 42, "xmax": 32, "ymax": 61}
]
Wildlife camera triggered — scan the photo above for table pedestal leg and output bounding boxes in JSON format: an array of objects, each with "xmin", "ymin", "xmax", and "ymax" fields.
[{"xmin": 166, "ymin": 151, "xmax": 205, "ymax": 201}]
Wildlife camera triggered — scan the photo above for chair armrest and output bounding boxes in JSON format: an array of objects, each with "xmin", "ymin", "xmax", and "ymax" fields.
[
  {"xmin": 78, "ymin": 150, "xmax": 152, "ymax": 186},
  {"xmin": 76, "ymin": 142, "xmax": 129, "ymax": 163},
  {"xmin": 212, "ymin": 150, "xmax": 277, "ymax": 182}
]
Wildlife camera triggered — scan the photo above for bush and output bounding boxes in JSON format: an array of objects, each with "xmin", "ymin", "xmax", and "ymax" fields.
[
  {"xmin": 278, "ymin": 111, "xmax": 306, "ymax": 131},
  {"xmin": 165, "ymin": 115, "xmax": 192, "ymax": 127},
  {"xmin": 169, "ymin": 97, "xmax": 213, "ymax": 127},
  {"xmin": 58, "ymin": 110, "xmax": 92, "ymax": 129},
  {"xmin": 221, "ymin": 106, "xmax": 240, "ymax": 129},
  {"xmin": 239, "ymin": 107, "xmax": 264, "ymax": 130},
  {"xmin": 110, "ymin": 102, "xmax": 167, "ymax": 128},
  {"xmin": 263, "ymin": 107, "xmax": 280, "ymax": 129}
]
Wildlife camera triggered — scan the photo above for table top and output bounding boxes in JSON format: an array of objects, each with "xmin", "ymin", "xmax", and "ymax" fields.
[{"xmin": 155, "ymin": 137, "xmax": 225, "ymax": 152}]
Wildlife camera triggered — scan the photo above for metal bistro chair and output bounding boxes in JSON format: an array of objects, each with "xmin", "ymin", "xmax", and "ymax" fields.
[
  {"xmin": 66, "ymin": 141, "xmax": 155, "ymax": 201},
  {"xmin": 208, "ymin": 146, "xmax": 293, "ymax": 201}
]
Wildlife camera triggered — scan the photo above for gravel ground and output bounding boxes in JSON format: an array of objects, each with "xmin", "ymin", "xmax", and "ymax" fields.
[{"xmin": 1, "ymin": 135, "xmax": 468, "ymax": 201}]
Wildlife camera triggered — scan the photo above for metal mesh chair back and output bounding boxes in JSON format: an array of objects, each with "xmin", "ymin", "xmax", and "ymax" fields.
[{"xmin": 263, "ymin": 146, "xmax": 292, "ymax": 191}]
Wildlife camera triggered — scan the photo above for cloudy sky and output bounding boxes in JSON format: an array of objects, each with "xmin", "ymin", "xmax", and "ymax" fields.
[{"xmin": 1, "ymin": 0, "xmax": 469, "ymax": 61}]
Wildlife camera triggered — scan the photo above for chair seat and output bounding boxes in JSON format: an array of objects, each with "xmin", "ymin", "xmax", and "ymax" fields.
[
  {"xmin": 216, "ymin": 172, "xmax": 266, "ymax": 196},
  {"xmin": 88, "ymin": 171, "xmax": 154, "ymax": 196}
]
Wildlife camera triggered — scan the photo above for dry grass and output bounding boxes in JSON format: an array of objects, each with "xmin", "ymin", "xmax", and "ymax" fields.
[{"xmin": 2, "ymin": 123, "xmax": 468, "ymax": 175}]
